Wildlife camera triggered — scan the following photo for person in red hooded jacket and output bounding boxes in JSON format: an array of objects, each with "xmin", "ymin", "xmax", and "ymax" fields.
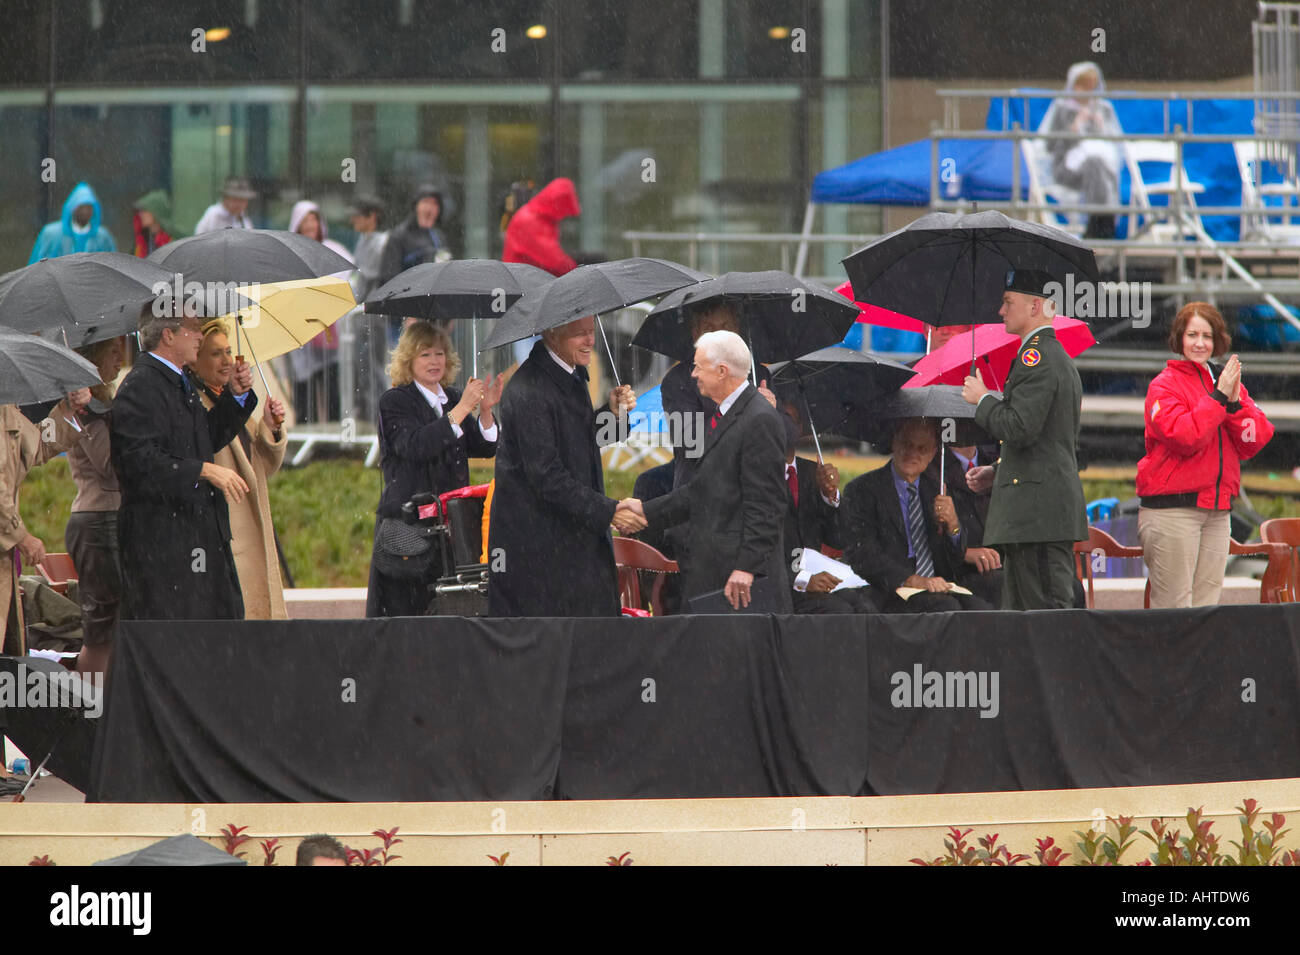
[
  {"xmin": 1136, "ymin": 302, "xmax": 1274, "ymax": 608},
  {"xmin": 503, "ymin": 177, "xmax": 580, "ymax": 276}
]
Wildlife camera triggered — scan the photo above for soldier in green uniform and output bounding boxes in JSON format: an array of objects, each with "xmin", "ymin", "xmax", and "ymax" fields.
[{"xmin": 961, "ymin": 268, "xmax": 1088, "ymax": 609}]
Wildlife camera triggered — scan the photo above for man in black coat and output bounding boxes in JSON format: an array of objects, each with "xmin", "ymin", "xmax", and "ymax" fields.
[
  {"xmin": 112, "ymin": 305, "xmax": 257, "ymax": 620},
  {"xmin": 839, "ymin": 418, "xmax": 991, "ymax": 614},
  {"xmin": 633, "ymin": 330, "xmax": 790, "ymax": 612},
  {"xmin": 487, "ymin": 317, "xmax": 637, "ymax": 617}
]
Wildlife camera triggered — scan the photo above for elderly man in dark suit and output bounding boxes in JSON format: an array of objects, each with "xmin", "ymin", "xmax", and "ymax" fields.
[
  {"xmin": 659, "ymin": 301, "xmax": 776, "ymax": 489},
  {"xmin": 112, "ymin": 302, "xmax": 257, "ymax": 620},
  {"xmin": 839, "ymin": 417, "xmax": 992, "ymax": 613},
  {"xmin": 626, "ymin": 330, "xmax": 790, "ymax": 612},
  {"xmin": 487, "ymin": 315, "xmax": 637, "ymax": 617}
]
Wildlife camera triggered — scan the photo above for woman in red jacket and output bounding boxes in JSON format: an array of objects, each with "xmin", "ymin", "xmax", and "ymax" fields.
[{"xmin": 1135, "ymin": 303, "xmax": 1274, "ymax": 607}]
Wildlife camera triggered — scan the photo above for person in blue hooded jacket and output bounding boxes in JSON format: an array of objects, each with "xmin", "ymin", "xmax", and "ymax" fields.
[{"xmin": 28, "ymin": 182, "xmax": 116, "ymax": 263}]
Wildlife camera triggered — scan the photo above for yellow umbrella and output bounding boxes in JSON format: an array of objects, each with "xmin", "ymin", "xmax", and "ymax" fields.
[{"xmin": 218, "ymin": 276, "xmax": 357, "ymax": 391}]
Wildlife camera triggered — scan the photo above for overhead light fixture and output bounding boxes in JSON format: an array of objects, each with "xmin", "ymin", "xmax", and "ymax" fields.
[
  {"xmin": 205, "ymin": 27, "xmax": 232, "ymax": 42},
  {"xmin": 768, "ymin": 26, "xmax": 791, "ymax": 39},
  {"xmin": 526, "ymin": 24, "xmax": 547, "ymax": 39}
]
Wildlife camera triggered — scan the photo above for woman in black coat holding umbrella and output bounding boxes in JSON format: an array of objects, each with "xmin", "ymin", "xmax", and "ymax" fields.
[{"xmin": 367, "ymin": 321, "xmax": 501, "ymax": 617}]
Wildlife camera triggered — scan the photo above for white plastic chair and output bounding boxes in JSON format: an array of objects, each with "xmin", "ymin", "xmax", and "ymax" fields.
[
  {"xmin": 1124, "ymin": 140, "xmax": 1207, "ymax": 242},
  {"xmin": 1233, "ymin": 140, "xmax": 1300, "ymax": 243},
  {"xmin": 1020, "ymin": 138, "xmax": 1085, "ymax": 236}
]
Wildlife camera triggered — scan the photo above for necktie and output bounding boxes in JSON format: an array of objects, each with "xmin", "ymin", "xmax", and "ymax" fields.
[
  {"xmin": 786, "ymin": 465, "xmax": 799, "ymax": 508},
  {"xmin": 710, "ymin": 414, "xmax": 718, "ymax": 430},
  {"xmin": 906, "ymin": 483, "xmax": 935, "ymax": 578}
]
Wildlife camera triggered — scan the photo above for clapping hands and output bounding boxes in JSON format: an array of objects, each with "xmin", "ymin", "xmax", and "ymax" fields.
[
  {"xmin": 1218, "ymin": 355, "xmax": 1242, "ymax": 403},
  {"xmin": 612, "ymin": 497, "xmax": 646, "ymax": 534}
]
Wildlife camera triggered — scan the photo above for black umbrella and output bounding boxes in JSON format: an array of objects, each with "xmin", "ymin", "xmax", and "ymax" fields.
[
  {"xmin": 633, "ymin": 271, "xmax": 860, "ymax": 379},
  {"xmin": 365, "ymin": 259, "xmax": 554, "ymax": 377},
  {"xmin": 873, "ymin": 384, "xmax": 999, "ymax": 489},
  {"xmin": 768, "ymin": 345, "xmax": 916, "ymax": 460},
  {"xmin": 843, "ymin": 210, "xmax": 1098, "ymax": 368},
  {"xmin": 843, "ymin": 211, "xmax": 1097, "ymax": 328},
  {"xmin": 0, "ymin": 325, "xmax": 102, "ymax": 405},
  {"xmin": 94, "ymin": 834, "xmax": 248, "ymax": 866},
  {"xmin": 0, "ymin": 252, "xmax": 176, "ymax": 348},
  {"xmin": 147, "ymin": 228, "xmax": 354, "ymax": 283},
  {"xmin": 149, "ymin": 229, "xmax": 353, "ymax": 394},
  {"xmin": 480, "ymin": 257, "xmax": 709, "ymax": 384}
]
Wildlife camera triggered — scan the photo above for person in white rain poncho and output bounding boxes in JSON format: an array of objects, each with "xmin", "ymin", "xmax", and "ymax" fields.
[{"xmin": 1036, "ymin": 61, "xmax": 1124, "ymax": 239}]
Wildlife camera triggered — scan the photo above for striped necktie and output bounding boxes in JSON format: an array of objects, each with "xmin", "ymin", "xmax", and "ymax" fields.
[{"xmin": 906, "ymin": 483, "xmax": 935, "ymax": 577}]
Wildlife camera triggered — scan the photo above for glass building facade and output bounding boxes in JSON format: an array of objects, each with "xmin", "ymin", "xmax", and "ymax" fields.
[{"xmin": 0, "ymin": 0, "xmax": 885, "ymax": 276}]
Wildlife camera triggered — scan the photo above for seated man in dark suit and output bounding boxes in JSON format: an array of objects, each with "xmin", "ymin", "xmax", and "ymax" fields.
[
  {"xmin": 926, "ymin": 441, "xmax": 1003, "ymax": 608},
  {"xmin": 839, "ymin": 417, "xmax": 992, "ymax": 613},
  {"xmin": 778, "ymin": 407, "xmax": 878, "ymax": 614}
]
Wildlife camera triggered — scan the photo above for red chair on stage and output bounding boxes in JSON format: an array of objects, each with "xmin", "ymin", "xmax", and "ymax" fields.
[
  {"xmin": 1073, "ymin": 527, "xmax": 1143, "ymax": 609},
  {"xmin": 35, "ymin": 553, "xmax": 79, "ymax": 597},
  {"xmin": 1260, "ymin": 518, "xmax": 1300, "ymax": 602},
  {"xmin": 612, "ymin": 536, "xmax": 679, "ymax": 616},
  {"xmin": 1074, "ymin": 527, "xmax": 1291, "ymax": 608}
]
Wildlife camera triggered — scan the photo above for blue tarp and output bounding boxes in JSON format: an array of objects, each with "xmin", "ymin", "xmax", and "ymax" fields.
[
  {"xmin": 811, "ymin": 138, "xmax": 1029, "ymax": 205},
  {"xmin": 988, "ymin": 94, "xmax": 1256, "ymax": 241}
]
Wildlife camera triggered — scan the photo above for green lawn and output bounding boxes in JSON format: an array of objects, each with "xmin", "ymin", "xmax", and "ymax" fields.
[{"xmin": 17, "ymin": 455, "xmax": 1300, "ymax": 588}]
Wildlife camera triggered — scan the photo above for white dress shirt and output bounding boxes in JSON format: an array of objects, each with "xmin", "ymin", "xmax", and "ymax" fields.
[
  {"xmin": 546, "ymin": 345, "xmax": 576, "ymax": 377},
  {"xmin": 717, "ymin": 380, "xmax": 749, "ymax": 416}
]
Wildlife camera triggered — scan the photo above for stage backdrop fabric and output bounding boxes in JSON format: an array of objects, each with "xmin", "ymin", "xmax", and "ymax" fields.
[{"xmin": 83, "ymin": 607, "xmax": 1300, "ymax": 802}]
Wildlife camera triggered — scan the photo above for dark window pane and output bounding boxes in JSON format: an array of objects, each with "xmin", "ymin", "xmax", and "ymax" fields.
[
  {"xmin": 0, "ymin": 0, "xmax": 51, "ymax": 86},
  {"xmin": 47, "ymin": 98, "xmax": 293, "ymax": 254},
  {"xmin": 723, "ymin": 0, "xmax": 811, "ymax": 79},
  {"xmin": 560, "ymin": 1, "xmax": 699, "ymax": 79},
  {"xmin": 0, "ymin": 106, "xmax": 49, "ymax": 271},
  {"xmin": 308, "ymin": 0, "xmax": 549, "ymax": 81},
  {"xmin": 56, "ymin": 0, "xmax": 300, "ymax": 83}
]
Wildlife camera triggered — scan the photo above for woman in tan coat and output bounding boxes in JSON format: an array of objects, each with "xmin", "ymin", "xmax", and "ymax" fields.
[
  {"xmin": 190, "ymin": 320, "xmax": 290, "ymax": 619},
  {"xmin": 1, "ymin": 390, "xmax": 91, "ymax": 654}
]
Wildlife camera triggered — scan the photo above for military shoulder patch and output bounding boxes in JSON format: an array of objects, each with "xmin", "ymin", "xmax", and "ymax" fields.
[{"xmin": 1021, "ymin": 348, "xmax": 1042, "ymax": 367}]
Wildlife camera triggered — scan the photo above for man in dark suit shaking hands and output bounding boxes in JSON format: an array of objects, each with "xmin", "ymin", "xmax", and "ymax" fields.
[{"xmin": 626, "ymin": 330, "xmax": 790, "ymax": 611}]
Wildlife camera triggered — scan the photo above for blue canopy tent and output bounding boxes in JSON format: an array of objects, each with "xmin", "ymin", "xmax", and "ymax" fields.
[{"xmin": 809, "ymin": 138, "xmax": 1029, "ymax": 206}]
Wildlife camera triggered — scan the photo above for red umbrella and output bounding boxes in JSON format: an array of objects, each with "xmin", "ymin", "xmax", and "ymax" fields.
[
  {"xmin": 904, "ymin": 316, "xmax": 1096, "ymax": 389},
  {"xmin": 835, "ymin": 280, "xmax": 926, "ymax": 335}
]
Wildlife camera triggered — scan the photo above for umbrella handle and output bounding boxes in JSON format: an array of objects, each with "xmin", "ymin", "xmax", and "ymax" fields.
[
  {"xmin": 798, "ymin": 384, "xmax": 824, "ymax": 465},
  {"xmin": 596, "ymin": 316, "xmax": 621, "ymax": 388},
  {"xmin": 237, "ymin": 322, "xmax": 272, "ymax": 395}
]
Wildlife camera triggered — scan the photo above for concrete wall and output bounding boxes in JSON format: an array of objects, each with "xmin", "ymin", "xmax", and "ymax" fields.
[{"xmin": 5, "ymin": 777, "xmax": 1298, "ymax": 865}]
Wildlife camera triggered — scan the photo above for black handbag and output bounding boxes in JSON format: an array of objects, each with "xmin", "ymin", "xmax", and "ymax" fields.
[{"xmin": 373, "ymin": 517, "xmax": 438, "ymax": 581}]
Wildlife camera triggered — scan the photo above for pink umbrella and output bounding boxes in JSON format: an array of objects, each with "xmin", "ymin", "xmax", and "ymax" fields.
[
  {"xmin": 835, "ymin": 280, "xmax": 927, "ymax": 335},
  {"xmin": 904, "ymin": 316, "xmax": 1096, "ymax": 388}
]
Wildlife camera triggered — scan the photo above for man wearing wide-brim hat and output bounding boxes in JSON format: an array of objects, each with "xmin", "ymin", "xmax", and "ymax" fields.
[
  {"xmin": 961, "ymin": 268, "xmax": 1088, "ymax": 610},
  {"xmin": 194, "ymin": 176, "xmax": 257, "ymax": 234}
]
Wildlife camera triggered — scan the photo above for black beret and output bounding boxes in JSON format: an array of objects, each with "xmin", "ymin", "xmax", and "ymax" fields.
[{"xmin": 1004, "ymin": 268, "xmax": 1056, "ymax": 298}]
